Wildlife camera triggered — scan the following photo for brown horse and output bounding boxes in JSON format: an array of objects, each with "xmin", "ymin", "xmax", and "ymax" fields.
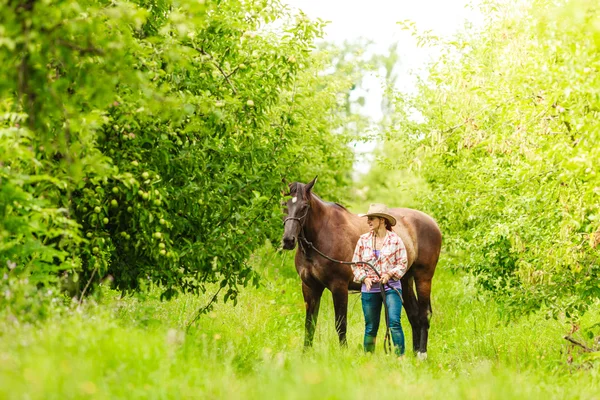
[{"xmin": 282, "ymin": 177, "xmax": 442, "ymax": 358}]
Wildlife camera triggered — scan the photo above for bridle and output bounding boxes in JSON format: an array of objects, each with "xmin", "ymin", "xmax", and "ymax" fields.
[
  {"xmin": 283, "ymin": 202, "xmax": 311, "ymax": 255},
  {"xmin": 282, "ymin": 200, "xmax": 402, "ymax": 355},
  {"xmin": 282, "ymin": 204, "xmax": 310, "ymax": 228}
]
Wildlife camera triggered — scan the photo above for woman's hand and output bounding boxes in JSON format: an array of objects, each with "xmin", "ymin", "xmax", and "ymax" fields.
[
  {"xmin": 381, "ymin": 273, "xmax": 390, "ymax": 285},
  {"xmin": 364, "ymin": 277, "xmax": 373, "ymax": 291}
]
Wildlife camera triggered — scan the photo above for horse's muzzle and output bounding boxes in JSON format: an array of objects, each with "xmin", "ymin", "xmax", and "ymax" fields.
[{"xmin": 282, "ymin": 236, "xmax": 296, "ymax": 250}]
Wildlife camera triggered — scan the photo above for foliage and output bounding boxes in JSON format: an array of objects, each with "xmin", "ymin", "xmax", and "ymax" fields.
[
  {"xmin": 392, "ymin": 0, "xmax": 600, "ymax": 317},
  {"xmin": 0, "ymin": 102, "xmax": 84, "ymax": 321},
  {"xmin": 0, "ymin": 105, "xmax": 82, "ymax": 285},
  {"xmin": 0, "ymin": 0, "xmax": 358, "ymax": 302}
]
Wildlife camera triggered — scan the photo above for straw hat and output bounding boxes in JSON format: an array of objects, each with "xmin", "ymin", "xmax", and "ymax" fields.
[{"xmin": 358, "ymin": 203, "xmax": 397, "ymax": 226}]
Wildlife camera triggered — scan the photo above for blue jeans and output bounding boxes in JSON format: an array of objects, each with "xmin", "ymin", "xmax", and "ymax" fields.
[{"xmin": 361, "ymin": 289, "xmax": 405, "ymax": 356}]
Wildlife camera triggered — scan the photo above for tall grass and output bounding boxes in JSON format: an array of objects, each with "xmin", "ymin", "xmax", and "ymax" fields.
[{"xmin": 1, "ymin": 246, "xmax": 598, "ymax": 399}]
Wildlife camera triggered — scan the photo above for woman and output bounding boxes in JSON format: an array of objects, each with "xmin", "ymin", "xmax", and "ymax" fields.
[{"xmin": 352, "ymin": 203, "xmax": 408, "ymax": 357}]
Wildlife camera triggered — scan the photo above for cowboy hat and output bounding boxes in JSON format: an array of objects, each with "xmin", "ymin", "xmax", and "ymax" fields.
[{"xmin": 358, "ymin": 203, "xmax": 396, "ymax": 226}]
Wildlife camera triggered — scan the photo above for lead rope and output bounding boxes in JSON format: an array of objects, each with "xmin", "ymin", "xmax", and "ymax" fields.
[
  {"xmin": 298, "ymin": 234, "xmax": 401, "ymax": 355},
  {"xmin": 373, "ymin": 233, "xmax": 392, "ymax": 356}
]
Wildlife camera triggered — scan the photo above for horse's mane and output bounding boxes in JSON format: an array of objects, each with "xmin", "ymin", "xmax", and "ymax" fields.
[
  {"xmin": 287, "ymin": 182, "xmax": 300, "ymax": 195},
  {"xmin": 288, "ymin": 182, "xmax": 350, "ymax": 213},
  {"xmin": 311, "ymin": 193, "xmax": 350, "ymax": 213}
]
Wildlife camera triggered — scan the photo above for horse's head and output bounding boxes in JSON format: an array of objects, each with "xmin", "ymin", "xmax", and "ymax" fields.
[{"xmin": 281, "ymin": 176, "xmax": 317, "ymax": 250}]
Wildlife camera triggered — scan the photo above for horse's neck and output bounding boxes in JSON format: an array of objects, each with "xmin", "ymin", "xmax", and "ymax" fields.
[
  {"xmin": 302, "ymin": 195, "xmax": 327, "ymax": 243},
  {"xmin": 304, "ymin": 195, "xmax": 351, "ymax": 245}
]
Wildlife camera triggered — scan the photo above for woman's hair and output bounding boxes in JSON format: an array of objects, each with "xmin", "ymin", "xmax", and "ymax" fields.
[{"xmin": 383, "ymin": 218, "xmax": 392, "ymax": 231}]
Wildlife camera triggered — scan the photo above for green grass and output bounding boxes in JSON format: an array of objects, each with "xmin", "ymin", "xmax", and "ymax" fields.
[{"xmin": 1, "ymin": 248, "xmax": 599, "ymax": 399}]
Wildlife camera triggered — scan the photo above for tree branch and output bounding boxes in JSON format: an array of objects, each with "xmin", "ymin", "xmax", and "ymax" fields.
[
  {"xmin": 225, "ymin": 65, "xmax": 240, "ymax": 79},
  {"xmin": 186, "ymin": 286, "xmax": 223, "ymax": 331},
  {"xmin": 78, "ymin": 267, "xmax": 98, "ymax": 307},
  {"xmin": 564, "ymin": 335, "xmax": 595, "ymax": 353},
  {"xmin": 194, "ymin": 46, "xmax": 237, "ymax": 94},
  {"xmin": 57, "ymin": 39, "xmax": 105, "ymax": 55}
]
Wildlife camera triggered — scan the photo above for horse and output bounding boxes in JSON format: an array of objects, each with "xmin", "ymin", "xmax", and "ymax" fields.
[{"xmin": 281, "ymin": 177, "xmax": 442, "ymax": 359}]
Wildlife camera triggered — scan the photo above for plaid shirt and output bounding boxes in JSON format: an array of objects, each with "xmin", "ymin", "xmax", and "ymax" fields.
[{"xmin": 351, "ymin": 231, "xmax": 408, "ymax": 283}]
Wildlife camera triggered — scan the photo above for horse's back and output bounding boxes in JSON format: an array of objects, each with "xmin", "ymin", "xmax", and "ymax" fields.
[{"xmin": 389, "ymin": 208, "xmax": 442, "ymax": 276}]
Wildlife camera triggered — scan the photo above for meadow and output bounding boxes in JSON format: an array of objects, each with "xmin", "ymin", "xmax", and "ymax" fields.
[{"xmin": 1, "ymin": 245, "xmax": 598, "ymax": 399}]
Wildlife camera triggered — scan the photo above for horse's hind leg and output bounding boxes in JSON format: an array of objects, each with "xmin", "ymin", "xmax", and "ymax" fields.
[
  {"xmin": 401, "ymin": 273, "xmax": 421, "ymax": 353},
  {"xmin": 302, "ymin": 282, "xmax": 325, "ymax": 348},
  {"xmin": 415, "ymin": 277, "xmax": 433, "ymax": 359}
]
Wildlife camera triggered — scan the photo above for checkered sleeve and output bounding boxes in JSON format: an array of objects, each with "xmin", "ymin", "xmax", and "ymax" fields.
[
  {"xmin": 388, "ymin": 236, "xmax": 408, "ymax": 280},
  {"xmin": 351, "ymin": 237, "xmax": 367, "ymax": 283}
]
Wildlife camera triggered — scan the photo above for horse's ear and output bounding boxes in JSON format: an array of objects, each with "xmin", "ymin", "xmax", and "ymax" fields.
[{"xmin": 305, "ymin": 176, "xmax": 318, "ymax": 194}]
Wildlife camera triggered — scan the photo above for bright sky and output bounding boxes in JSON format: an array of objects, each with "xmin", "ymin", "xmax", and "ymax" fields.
[{"xmin": 283, "ymin": 0, "xmax": 483, "ymax": 173}]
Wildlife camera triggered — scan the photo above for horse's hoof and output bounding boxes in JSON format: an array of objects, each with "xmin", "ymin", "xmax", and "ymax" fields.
[{"xmin": 417, "ymin": 351, "xmax": 428, "ymax": 361}]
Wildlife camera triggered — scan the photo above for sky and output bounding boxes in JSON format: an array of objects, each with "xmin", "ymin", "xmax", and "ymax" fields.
[{"xmin": 282, "ymin": 0, "xmax": 483, "ymax": 173}]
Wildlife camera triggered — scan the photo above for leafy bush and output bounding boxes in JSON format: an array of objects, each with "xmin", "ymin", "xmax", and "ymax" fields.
[
  {"xmin": 392, "ymin": 0, "xmax": 600, "ymax": 317},
  {"xmin": 0, "ymin": 106, "xmax": 78, "ymax": 321},
  {"xmin": 0, "ymin": 116, "xmax": 82, "ymax": 286},
  {"xmin": 0, "ymin": 0, "xmax": 358, "ymax": 303}
]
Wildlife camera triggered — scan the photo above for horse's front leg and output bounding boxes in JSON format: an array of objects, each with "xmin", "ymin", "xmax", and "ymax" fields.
[
  {"xmin": 331, "ymin": 283, "xmax": 349, "ymax": 346},
  {"xmin": 302, "ymin": 282, "xmax": 325, "ymax": 348}
]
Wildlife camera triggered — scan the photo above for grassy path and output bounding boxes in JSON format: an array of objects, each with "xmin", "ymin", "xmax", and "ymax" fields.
[{"xmin": 1, "ymin": 250, "xmax": 598, "ymax": 399}]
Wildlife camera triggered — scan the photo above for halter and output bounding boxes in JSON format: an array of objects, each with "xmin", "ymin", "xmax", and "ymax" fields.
[
  {"xmin": 283, "ymin": 201, "xmax": 312, "ymax": 257},
  {"xmin": 283, "ymin": 203, "xmax": 310, "ymax": 228}
]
